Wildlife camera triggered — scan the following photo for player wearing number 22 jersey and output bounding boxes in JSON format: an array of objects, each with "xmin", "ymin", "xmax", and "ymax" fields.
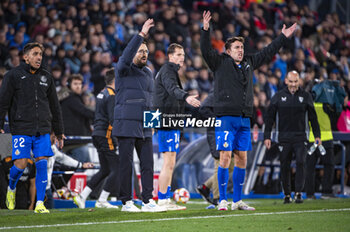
[{"xmin": 0, "ymin": 43, "xmax": 64, "ymax": 213}]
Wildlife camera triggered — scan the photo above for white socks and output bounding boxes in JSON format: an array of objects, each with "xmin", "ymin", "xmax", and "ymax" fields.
[
  {"xmin": 98, "ymin": 190, "xmax": 110, "ymax": 202},
  {"xmin": 80, "ymin": 186, "xmax": 92, "ymax": 200}
]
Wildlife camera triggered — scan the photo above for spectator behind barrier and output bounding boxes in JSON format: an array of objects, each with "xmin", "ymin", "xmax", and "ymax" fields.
[{"xmin": 60, "ymin": 74, "xmax": 94, "ymax": 163}]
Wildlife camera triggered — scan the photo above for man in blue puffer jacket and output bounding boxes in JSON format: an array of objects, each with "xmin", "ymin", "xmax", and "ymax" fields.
[{"xmin": 112, "ymin": 19, "xmax": 165, "ymax": 213}]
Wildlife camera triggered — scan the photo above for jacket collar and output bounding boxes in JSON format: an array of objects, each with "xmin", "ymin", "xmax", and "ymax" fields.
[
  {"xmin": 20, "ymin": 61, "xmax": 42, "ymax": 73},
  {"xmin": 167, "ymin": 61, "xmax": 180, "ymax": 71},
  {"xmin": 222, "ymin": 53, "xmax": 247, "ymax": 67},
  {"xmin": 283, "ymin": 86, "xmax": 301, "ymax": 95},
  {"xmin": 106, "ymin": 86, "xmax": 116, "ymax": 94}
]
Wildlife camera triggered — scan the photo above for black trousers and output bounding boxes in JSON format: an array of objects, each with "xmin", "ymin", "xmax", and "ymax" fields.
[
  {"xmin": 117, "ymin": 137, "xmax": 153, "ymax": 204},
  {"xmin": 305, "ymin": 141, "xmax": 334, "ymax": 195},
  {"xmin": 87, "ymin": 136, "xmax": 120, "ymax": 195},
  {"xmin": 279, "ymin": 142, "xmax": 307, "ymax": 195}
]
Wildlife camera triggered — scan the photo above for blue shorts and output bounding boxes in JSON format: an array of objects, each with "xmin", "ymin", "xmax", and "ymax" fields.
[
  {"xmin": 158, "ymin": 130, "xmax": 180, "ymax": 154},
  {"xmin": 12, "ymin": 134, "xmax": 54, "ymax": 160},
  {"xmin": 215, "ymin": 116, "xmax": 252, "ymax": 151}
]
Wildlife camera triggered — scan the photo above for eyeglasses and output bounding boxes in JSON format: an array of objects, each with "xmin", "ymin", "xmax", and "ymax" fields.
[{"xmin": 137, "ymin": 49, "xmax": 149, "ymax": 54}]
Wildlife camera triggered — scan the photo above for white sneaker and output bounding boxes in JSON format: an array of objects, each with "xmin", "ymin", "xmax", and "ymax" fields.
[
  {"xmin": 141, "ymin": 199, "xmax": 167, "ymax": 212},
  {"xmin": 231, "ymin": 200, "xmax": 255, "ymax": 211},
  {"xmin": 218, "ymin": 200, "xmax": 228, "ymax": 211},
  {"xmin": 121, "ymin": 200, "xmax": 141, "ymax": 212},
  {"xmin": 95, "ymin": 201, "xmax": 119, "ymax": 209},
  {"xmin": 73, "ymin": 195, "xmax": 86, "ymax": 209},
  {"xmin": 158, "ymin": 198, "xmax": 186, "ymax": 211}
]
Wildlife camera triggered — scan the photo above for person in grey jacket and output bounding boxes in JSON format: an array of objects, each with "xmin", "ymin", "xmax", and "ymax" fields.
[{"xmin": 112, "ymin": 19, "xmax": 165, "ymax": 213}]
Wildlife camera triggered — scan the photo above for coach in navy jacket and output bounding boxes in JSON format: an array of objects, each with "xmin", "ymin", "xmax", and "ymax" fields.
[
  {"xmin": 112, "ymin": 35, "xmax": 153, "ymax": 139},
  {"xmin": 112, "ymin": 19, "xmax": 164, "ymax": 212}
]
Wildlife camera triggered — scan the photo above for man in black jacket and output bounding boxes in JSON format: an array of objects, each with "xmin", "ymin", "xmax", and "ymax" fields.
[
  {"xmin": 61, "ymin": 74, "xmax": 95, "ymax": 137},
  {"xmin": 153, "ymin": 43, "xmax": 200, "ymax": 211},
  {"xmin": 200, "ymin": 11, "xmax": 296, "ymax": 211},
  {"xmin": 74, "ymin": 68, "xmax": 119, "ymax": 209},
  {"xmin": 112, "ymin": 19, "xmax": 165, "ymax": 213},
  {"xmin": 0, "ymin": 42, "xmax": 64, "ymax": 213},
  {"xmin": 60, "ymin": 74, "xmax": 94, "ymax": 163},
  {"xmin": 264, "ymin": 71, "xmax": 321, "ymax": 204}
]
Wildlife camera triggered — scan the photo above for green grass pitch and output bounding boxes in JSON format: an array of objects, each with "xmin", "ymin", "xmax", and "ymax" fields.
[{"xmin": 1, "ymin": 198, "xmax": 350, "ymax": 232}]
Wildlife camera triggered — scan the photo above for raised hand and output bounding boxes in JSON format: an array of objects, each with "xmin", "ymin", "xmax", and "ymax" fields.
[
  {"xmin": 140, "ymin": 18, "xmax": 154, "ymax": 36},
  {"xmin": 202, "ymin": 11, "xmax": 212, "ymax": 31},
  {"xmin": 281, "ymin": 23, "xmax": 297, "ymax": 38}
]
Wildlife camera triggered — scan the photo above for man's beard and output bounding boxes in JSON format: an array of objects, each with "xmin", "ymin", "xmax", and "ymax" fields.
[{"xmin": 136, "ymin": 57, "xmax": 147, "ymax": 67}]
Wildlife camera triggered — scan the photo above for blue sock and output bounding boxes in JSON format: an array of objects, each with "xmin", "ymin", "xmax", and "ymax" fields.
[
  {"xmin": 217, "ymin": 166, "xmax": 229, "ymax": 202},
  {"xmin": 9, "ymin": 165, "xmax": 24, "ymax": 190},
  {"xmin": 166, "ymin": 186, "xmax": 172, "ymax": 199},
  {"xmin": 233, "ymin": 167, "xmax": 246, "ymax": 203},
  {"xmin": 35, "ymin": 159, "xmax": 48, "ymax": 202},
  {"xmin": 158, "ymin": 190, "xmax": 167, "ymax": 200}
]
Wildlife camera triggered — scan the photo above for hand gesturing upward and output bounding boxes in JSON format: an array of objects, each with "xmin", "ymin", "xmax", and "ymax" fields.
[{"xmin": 202, "ymin": 11, "xmax": 212, "ymax": 31}]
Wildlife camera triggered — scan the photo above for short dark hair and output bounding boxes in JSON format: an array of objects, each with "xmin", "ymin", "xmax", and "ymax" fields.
[
  {"xmin": 67, "ymin": 74, "xmax": 83, "ymax": 89},
  {"xmin": 105, "ymin": 68, "xmax": 115, "ymax": 85},
  {"xmin": 167, "ymin": 43, "xmax": 183, "ymax": 56},
  {"xmin": 225, "ymin": 37, "xmax": 245, "ymax": 51},
  {"xmin": 23, "ymin": 42, "xmax": 44, "ymax": 54}
]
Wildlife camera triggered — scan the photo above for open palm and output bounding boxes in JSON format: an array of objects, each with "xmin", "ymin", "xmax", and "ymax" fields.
[
  {"xmin": 282, "ymin": 23, "xmax": 297, "ymax": 38},
  {"xmin": 202, "ymin": 11, "xmax": 211, "ymax": 31}
]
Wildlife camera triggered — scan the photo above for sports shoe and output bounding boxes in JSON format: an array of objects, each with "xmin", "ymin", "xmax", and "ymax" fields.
[
  {"xmin": 283, "ymin": 195, "xmax": 292, "ymax": 204},
  {"xmin": 95, "ymin": 201, "xmax": 119, "ymax": 209},
  {"xmin": 196, "ymin": 184, "xmax": 212, "ymax": 204},
  {"xmin": 294, "ymin": 192, "xmax": 303, "ymax": 203},
  {"xmin": 212, "ymin": 198, "xmax": 219, "ymax": 206},
  {"xmin": 121, "ymin": 200, "xmax": 141, "ymax": 212},
  {"xmin": 141, "ymin": 199, "xmax": 167, "ymax": 212},
  {"xmin": 306, "ymin": 195, "xmax": 316, "ymax": 200},
  {"xmin": 73, "ymin": 195, "xmax": 86, "ymax": 209},
  {"xmin": 320, "ymin": 193, "xmax": 336, "ymax": 200},
  {"xmin": 217, "ymin": 200, "xmax": 228, "ymax": 211},
  {"xmin": 34, "ymin": 202, "xmax": 50, "ymax": 213},
  {"xmin": 158, "ymin": 198, "xmax": 186, "ymax": 211},
  {"xmin": 6, "ymin": 187, "xmax": 16, "ymax": 210},
  {"xmin": 231, "ymin": 200, "xmax": 255, "ymax": 210}
]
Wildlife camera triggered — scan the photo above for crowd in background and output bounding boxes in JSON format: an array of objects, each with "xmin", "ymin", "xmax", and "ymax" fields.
[
  {"xmin": 0, "ymin": 0, "xmax": 349, "ymax": 131},
  {"xmin": 0, "ymin": 0, "xmax": 350, "ymax": 189}
]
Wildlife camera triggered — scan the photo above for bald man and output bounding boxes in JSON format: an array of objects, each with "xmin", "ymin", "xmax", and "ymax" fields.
[{"xmin": 264, "ymin": 71, "xmax": 321, "ymax": 204}]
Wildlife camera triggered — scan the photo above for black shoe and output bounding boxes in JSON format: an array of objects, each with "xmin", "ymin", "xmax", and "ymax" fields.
[
  {"xmin": 196, "ymin": 184, "xmax": 211, "ymax": 204},
  {"xmin": 294, "ymin": 192, "xmax": 303, "ymax": 203},
  {"xmin": 283, "ymin": 195, "xmax": 292, "ymax": 204},
  {"xmin": 212, "ymin": 198, "xmax": 219, "ymax": 206}
]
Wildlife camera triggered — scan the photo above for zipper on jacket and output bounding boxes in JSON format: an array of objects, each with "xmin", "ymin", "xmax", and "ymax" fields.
[
  {"xmin": 126, "ymin": 98, "xmax": 145, "ymax": 103},
  {"xmin": 34, "ymin": 76, "xmax": 39, "ymax": 134}
]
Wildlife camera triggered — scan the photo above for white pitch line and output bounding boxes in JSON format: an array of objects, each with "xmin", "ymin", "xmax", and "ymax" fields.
[{"xmin": 1, "ymin": 208, "xmax": 349, "ymax": 230}]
